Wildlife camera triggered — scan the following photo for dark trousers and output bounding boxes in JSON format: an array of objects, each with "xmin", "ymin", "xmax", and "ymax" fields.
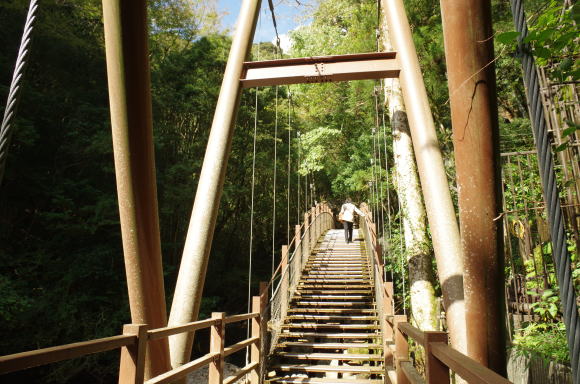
[{"xmin": 343, "ymin": 221, "xmax": 353, "ymax": 243}]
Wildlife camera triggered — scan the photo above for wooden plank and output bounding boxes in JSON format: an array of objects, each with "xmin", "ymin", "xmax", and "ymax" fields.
[
  {"xmin": 145, "ymin": 353, "xmax": 218, "ymax": 384},
  {"xmin": 278, "ymin": 342, "xmax": 382, "ymax": 349},
  {"xmin": 224, "ymin": 312, "xmax": 259, "ymax": 324},
  {"xmin": 398, "ymin": 322, "xmax": 425, "ymax": 346},
  {"xmin": 223, "ymin": 362, "xmax": 259, "ymax": 384},
  {"xmin": 400, "ymin": 361, "xmax": 425, "ymax": 384},
  {"xmin": 430, "ymin": 342, "xmax": 512, "ymax": 384},
  {"xmin": 270, "ymin": 378, "xmax": 383, "ymax": 384},
  {"xmin": 277, "ymin": 352, "xmax": 383, "ymax": 361},
  {"xmin": 280, "ymin": 332, "xmax": 380, "ymax": 339},
  {"xmin": 223, "ymin": 336, "xmax": 259, "ymax": 358},
  {"xmin": 0, "ymin": 335, "xmax": 136, "ymax": 374},
  {"xmin": 274, "ymin": 364, "xmax": 384, "ymax": 374},
  {"xmin": 281, "ymin": 323, "xmax": 379, "ymax": 329},
  {"xmin": 148, "ymin": 318, "xmax": 219, "ymax": 341}
]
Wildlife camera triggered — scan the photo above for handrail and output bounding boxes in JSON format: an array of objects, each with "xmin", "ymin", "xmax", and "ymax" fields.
[
  {"xmin": 264, "ymin": 206, "xmax": 334, "ymax": 294},
  {"xmin": 0, "ymin": 304, "xmax": 266, "ymax": 384},
  {"xmin": 0, "ymin": 334, "xmax": 136, "ymax": 375},
  {"xmin": 360, "ymin": 203, "xmax": 512, "ymax": 384},
  {"xmin": 148, "ymin": 318, "xmax": 219, "ymax": 340}
]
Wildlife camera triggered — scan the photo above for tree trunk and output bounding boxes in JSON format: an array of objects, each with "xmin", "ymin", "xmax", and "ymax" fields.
[{"xmin": 380, "ymin": 9, "xmax": 438, "ymax": 332}]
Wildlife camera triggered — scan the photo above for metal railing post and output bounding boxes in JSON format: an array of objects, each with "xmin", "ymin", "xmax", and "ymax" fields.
[
  {"xmin": 209, "ymin": 313, "xmax": 225, "ymax": 384},
  {"xmin": 118, "ymin": 324, "xmax": 148, "ymax": 384}
]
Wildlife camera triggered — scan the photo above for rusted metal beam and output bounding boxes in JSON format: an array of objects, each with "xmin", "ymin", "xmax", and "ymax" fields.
[
  {"xmin": 439, "ymin": 0, "xmax": 506, "ymax": 374},
  {"xmin": 167, "ymin": 0, "xmax": 261, "ymax": 371},
  {"xmin": 101, "ymin": 0, "xmax": 170, "ymax": 378},
  {"xmin": 241, "ymin": 52, "xmax": 400, "ymax": 87},
  {"xmin": 381, "ymin": 0, "xmax": 467, "ymax": 354}
]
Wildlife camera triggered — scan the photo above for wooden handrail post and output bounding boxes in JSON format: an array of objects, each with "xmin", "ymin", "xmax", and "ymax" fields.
[
  {"xmin": 310, "ymin": 207, "xmax": 316, "ymax": 249},
  {"xmin": 250, "ymin": 296, "xmax": 261, "ymax": 384},
  {"xmin": 303, "ymin": 213, "xmax": 310, "ymax": 265},
  {"xmin": 394, "ymin": 315, "xmax": 410, "ymax": 384},
  {"xmin": 424, "ymin": 331, "xmax": 450, "ymax": 383},
  {"xmin": 209, "ymin": 313, "xmax": 225, "ymax": 384},
  {"xmin": 118, "ymin": 324, "xmax": 148, "ymax": 384},
  {"xmin": 295, "ymin": 225, "xmax": 302, "ymax": 268},
  {"xmin": 383, "ymin": 282, "xmax": 394, "ymax": 367},
  {"xmin": 280, "ymin": 245, "xmax": 289, "ymax": 320}
]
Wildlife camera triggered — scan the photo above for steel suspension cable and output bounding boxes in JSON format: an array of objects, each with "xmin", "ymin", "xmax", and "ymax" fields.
[
  {"xmin": 246, "ymin": 12, "xmax": 262, "ymax": 365},
  {"xmin": 380, "ymin": 79, "xmax": 395, "ymax": 291},
  {"xmin": 287, "ymin": 87, "xmax": 291, "ymax": 241},
  {"xmin": 374, "ymin": 85, "xmax": 386, "ymax": 248},
  {"xmin": 0, "ymin": 0, "xmax": 38, "ymax": 186},
  {"xmin": 510, "ymin": 1, "xmax": 580, "ymax": 380},
  {"xmin": 272, "ymin": 84, "xmax": 279, "ymax": 296}
]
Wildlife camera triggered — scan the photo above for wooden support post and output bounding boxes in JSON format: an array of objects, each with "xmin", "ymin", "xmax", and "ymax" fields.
[
  {"xmin": 310, "ymin": 207, "xmax": 316, "ymax": 249},
  {"xmin": 383, "ymin": 282, "xmax": 394, "ymax": 367},
  {"xmin": 250, "ymin": 296, "xmax": 261, "ymax": 384},
  {"xmin": 424, "ymin": 331, "xmax": 450, "ymax": 383},
  {"xmin": 280, "ymin": 245, "xmax": 289, "ymax": 320},
  {"xmin": 394, "ymin": 315, "xmax": 410, "ymax": 384},
  {"xmin": 303, "ymin": 213, "xmax": 310, "ymax": 265},
  {"xmin": 118, "ymin": 324, "xmax": 148, "ymax": 384},
  {"xmin": 294, "ymin": 225, "xmax": 302, "ymax": 269},
  {"xmin": 209, "ymin": 313, "xmax": 225, "ymax": 384}
]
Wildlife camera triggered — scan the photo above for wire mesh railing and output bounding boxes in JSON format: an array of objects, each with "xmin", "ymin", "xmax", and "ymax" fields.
[{"xmin": 261, "ymin": 203, "xmax": 335, "ymax": 356}]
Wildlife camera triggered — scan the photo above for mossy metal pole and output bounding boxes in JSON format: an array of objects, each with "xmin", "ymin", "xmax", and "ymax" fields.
[
  {"xmin": 101, "ymin": 0, "xmax": 170, "ymax": 379},
  {"xmin": 382, "ymin": 0, "xmax": 467, "ymax": 353},
  {"xmin": 167, "ymin": 0, "xmax": 262, "ymax": 369}
]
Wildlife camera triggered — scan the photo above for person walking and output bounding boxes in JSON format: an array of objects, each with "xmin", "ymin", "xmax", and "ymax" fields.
[{"xmin": 339, "ymin": 198, "xmax": 364, "ymax": 243}]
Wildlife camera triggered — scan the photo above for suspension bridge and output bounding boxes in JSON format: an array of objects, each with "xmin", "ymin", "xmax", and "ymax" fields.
[{"xmin": 0, "ymin": 0, "xmax": 578, "ymax": 383}]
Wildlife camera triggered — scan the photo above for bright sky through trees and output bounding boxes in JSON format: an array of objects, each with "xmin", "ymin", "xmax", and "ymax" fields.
[{"xmin": 217, "ymin": 0, "xmax": 312, "ymax": 50}]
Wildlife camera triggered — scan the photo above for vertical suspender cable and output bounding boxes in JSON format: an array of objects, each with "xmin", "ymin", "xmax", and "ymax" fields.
[
  {"xmin": 297, "ymin": 130, "xmax": 301, "ymax": 221},
  {"xmin": 272, "ymin": 83, "xmax": 279, "ymax": 295},
  {"xmin": 0, "ymin": 0, "xmax": 38, "ymax": 186},
  {"xmin": 510, "ymin": 1, "xmax": 580, "ymax": 380},
  {"xmin": 287, "ymin": 88, "xmax": 291, "ymax": 241},
  {"xmin": 246, "ymin": 12, "xmax": 262, "ymax": 366}
]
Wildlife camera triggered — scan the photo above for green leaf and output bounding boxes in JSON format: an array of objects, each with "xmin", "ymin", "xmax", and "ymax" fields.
[
  {"xmin": 496, "ymin": 31, "xmax": 520, "ymax": 44},
  {"xmin": 559, "ymin": 58, "xmax": 573, "ymax": 72},
  {"xmin": 554, "ymin": 142, "xmax": 569, "ymax": 152},
  {"xmin": 562, "ymin": 125, "xmax": 578, "ymax": 137},
  {"xmin": 533, "ymin": 46, "xmax": 551, "ymax": 59},
  {"xmin": 535, "ymin": 29, "xmax": 556, "ymax": 43},
  {"xmin": 542, "ymin": 289, "xmax": 554, "ymax": 298}
]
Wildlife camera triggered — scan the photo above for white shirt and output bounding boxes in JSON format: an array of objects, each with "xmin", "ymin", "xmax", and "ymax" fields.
[{"xmin": 340, "ymin": 203, "xmax": 364, "ymax": 222}]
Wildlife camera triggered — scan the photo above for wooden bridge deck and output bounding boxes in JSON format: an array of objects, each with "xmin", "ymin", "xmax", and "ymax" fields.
[{"xmin": 268, "ymin": 229, "xmax": 385, "ymax": 384}]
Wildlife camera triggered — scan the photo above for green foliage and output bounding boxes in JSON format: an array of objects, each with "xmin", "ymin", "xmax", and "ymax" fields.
[{"xmin": 512, "ymin": 321, "xmax": 569, "ymax": 364}]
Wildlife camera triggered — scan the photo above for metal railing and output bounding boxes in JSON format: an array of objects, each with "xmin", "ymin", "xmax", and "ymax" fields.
[{"xmin": 358, "ymin": 203, "xmax": 513, "ymax": 384}]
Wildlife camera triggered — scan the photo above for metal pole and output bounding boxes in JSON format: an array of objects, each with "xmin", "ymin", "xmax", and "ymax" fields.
[
  {"xmin": 381, "ymin": 0, "xmax": 467, "ymax": 353},
  {"xmin": 167, "ymin": 0, "xmax": 262, "ymax": 368},
  {"xmin": 439, "ymin": 0, "xmax": 505, "ymax": 372},
  {"xmin": 101, "ymin": 0, "xmax": 170, "ymax": 378}
]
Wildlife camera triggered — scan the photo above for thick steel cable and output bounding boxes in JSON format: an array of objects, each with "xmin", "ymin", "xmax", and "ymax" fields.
[
  {"xmin": 0, "ymin": 0, "xmax": 38, "ymax": 186},
  {"xmin": 510, "ymin": 0, "xmax": 580, "ymax": 380}
]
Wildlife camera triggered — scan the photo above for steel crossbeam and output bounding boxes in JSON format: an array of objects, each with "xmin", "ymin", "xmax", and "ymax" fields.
[{"xmin": 241, "ymin": 52, "xmax": 400, "ymax": 88}]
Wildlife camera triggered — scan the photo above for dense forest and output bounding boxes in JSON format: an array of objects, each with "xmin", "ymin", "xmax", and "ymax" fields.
[{"xmin": 0, "ymin": 0, "xmax": 578, "ymax": 383}]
